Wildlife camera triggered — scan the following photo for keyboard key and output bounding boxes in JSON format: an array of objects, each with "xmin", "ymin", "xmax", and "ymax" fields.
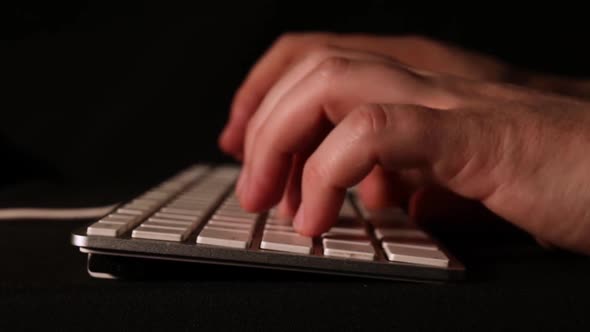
[
  {"xmin": 141, "ymin": 191, "xmax": 170, "ymax": 200},
  {"xmin": 208, "ymin": 220, "xmax": 255, "ymax": 233},
  {"xmin": 374, "ymin": 228, "xmax": 429, "ymax": 241},
  {"xmin": 161, "ymin": 207, "xmax": 203, "ymax": 216},
  {"xmin": 211, "ymin": 214, "xmax": 257, "ymax": 223},
  {"xmin": 383, "ymin": 238, "xmax": 438, "ymax": 250},
  {"xmin": 382, "ymin": 243, "xmax": 449, "ymax": 267},
  {"xmin": 260, "ymin": 231, "xmax": 313, "ymax": 254},
  {"xmin": 87, "ymin": 222, "xmax": 127, "ymax": 237},
  {"xmin": 201, "ymin": 225, "xmax": 251, "ymax": 234},
  {"xmin": 124, "ymin": 202, "xmax": 157, "ymax": 210},
  {"xmin": 323, "ymin": 239, "xmax": 375, "ymax": 261},
  {"xmin": 197, "ymin": 227, "xmax": 251, "ymax": 249},
  {"xmin": 146, "ymin": 217, "xmax": 194, "ymax": 226},
  {"xmin": 325, "ymin": 226, "xmax": 366, "ymax": 236},
  {"xmin": 96, "ymin": 219, "xmax": 127, "ymax": 225},
  {"xmin": 321, "ymin": 233, "xmax": 372, "ymax": 245},
  {"xmin": 140, "ymin": 221, "xmax": 188, "ymax": 231},
  {"xmin": 264, "ymin": 224, "xmax": 295, "ymax": 233},
  {"xmin": 214, "ymin": 210, "xmax": 257, "ymax": 217},
  {"xmin": 154, "ymin": 212, "xmax": 200, "ymax": 221},
  {"xmin": 100, "ymin": 214, "xmax": 138, "ymax": 223},
  {"xmin": 132, "ymin": 226, "xmax": 189, "ymax": 242},
  {"xmin": 117, "ymin": 207, "xmax": 146, "ymax": 215}
]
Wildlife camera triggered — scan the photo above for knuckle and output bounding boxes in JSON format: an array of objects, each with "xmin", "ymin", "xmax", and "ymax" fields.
[
  {"xmin": 305, "ymin": 45, "xmax": 340, "ymax": 63},
  {"xmin": 312, "ymin": 56, "xmax": 350, "ymax": 80},
  {"xmin": 348, "ymin": 104, "xmax": 391, "ymax": 136}
]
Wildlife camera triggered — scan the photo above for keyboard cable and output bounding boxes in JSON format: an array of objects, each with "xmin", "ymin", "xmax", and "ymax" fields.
[{"xmin": 0, "ymin": 204, "xmax": 118, "ymax": 220}]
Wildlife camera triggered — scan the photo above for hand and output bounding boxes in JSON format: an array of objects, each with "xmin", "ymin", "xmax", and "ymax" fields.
[
  {"xmin": 220, "ymin": 33, "xmax": 515, "ymax": 160},
  {"xmin": 231, "ymin": 46, "xmax": 590, "ymax": 256},
  {"xmin": 220, "ymin": 33, "xmax": 523, "ymax": 221},
  {"xmin": 220, "ymin": 32, "xmax": 590, "ymax": 160}
]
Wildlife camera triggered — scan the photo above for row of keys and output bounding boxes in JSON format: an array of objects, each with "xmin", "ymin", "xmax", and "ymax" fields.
[
  {"xmin": 367, "ymin": 207, "xmax": 449, "ymax": 267},
  {"xmin": 87, "ymin": 165, "xmax": 209, "ymax": 237},
  {"xmin": 196, "ymin": 194, "xmax": 258, "ymax": 248},
  {"xmin": 131, "ymin": 167, "xmax": 240, "ymax": 242}
]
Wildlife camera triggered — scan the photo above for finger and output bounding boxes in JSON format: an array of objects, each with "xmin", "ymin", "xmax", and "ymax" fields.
[
  {"xmin": 293, "ymin": 104, "xmax": 443, "ymax": 235},
  {"xmin": 220, "ymin": 35, "xmax": 306, "ymax": 156},
  {"xmin": 293, "ymin": 103, "xmax": 485, "ymax": 236},
  {"xmin": 357, "ymin": 166, "xmax": 409, "ymax": 209},
  {"xmin": 241, "ymin": 48, "xmax": 397, "ymax": 169},
  {"xmin": 276, "ymin": 154, "xmax": 305, "ymax": 217},
  {"xmin": 240, "ymin": 57, "xmax": 457, "ymax": 211}
]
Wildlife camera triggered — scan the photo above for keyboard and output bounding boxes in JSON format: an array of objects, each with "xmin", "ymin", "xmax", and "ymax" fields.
[{"xmin": 71, "ymin": 164, "xmax": 465, "ymax": 282}]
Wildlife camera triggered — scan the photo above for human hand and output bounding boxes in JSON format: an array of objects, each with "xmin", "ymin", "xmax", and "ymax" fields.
[
  {"xmin": 219, "ymin": 33, "xmax": 515, "ymax": 160},
  {"xmin": 230, "ymin": 46, "xmax": 590, "ymax": 255}
]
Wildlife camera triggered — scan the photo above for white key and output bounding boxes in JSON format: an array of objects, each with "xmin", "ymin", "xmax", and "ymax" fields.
[
  {"xmin": 208, "ymin": 220, "xmax": 254, "ymax": 233},
  {"xmin": 325, "ymin": 226, "xmax": 366, "ymax": 236},
  {"xmin": 96, "ymin": 219, "xmax": 127, "ymax": 225},
  {"xmin": 161, "ymin": 207, "xmax": 202, "ymax": 216},
  {"xmin": 100, "ymin": 214, "xmax": 137, "ymax": 224},
  {"xmin": 374, "ymin": 228, "xmax": 429, "ymax": 241},
  {"xmin": 321, "ymin": 233, "xmax": 371, "ymax": 245},
  {"xmin": 103, "ymin": 213, "xmax": 136, "ymax": 221},
  {"xmin": 211, "ymin": 214, "xmax": 257, "ymax": 223},
  {"xmin": 87, "ymin": 222, "xmax": 127, "ymax": 237},
  {"xmin": 140, "ymin": 221, "xmax": 188, "ymax": 231},
  {"xmin": 382, "ymin": 243, "xmax": 449, "ymax": 267},
  {"xmin": 146, "ymin": 217, "xmax": 194, "ymax": 226},
  {"xmin": 264, "ymin": 224, "xmax": 295, "ymax": 233},
  {"xmin": 123, "ymin": 202, "xmax": 156, "ymax": 211},
  {"xmin": 260, "ymin": 231, "xmax": 313, "ymax": 254},
  {"xmin": 202, "ymin": 225, "xmax": 250, "ymax": 234},
  {"xmin": 384, "ymin": 239, "xmax": 438, "ymax": 250},
  {"xmin": 214, "ymin": 210, "xmax": 258, "ymax": 218},
  {"xmin": 132, "ymin": 226, "xmax": 189, "ymax": 242},
  {"xmin": 141, "ymin": 191, "xmax": 170, "ymax": 200},
  {"xmin": 197, "ymin": 228, "xmax": 251, "ymax": 249},
  {"xmin": 154, "ymin": 212, "xmax": 200, "ymax": 222},
  {"xmin": 117, "ymin": 208, "xmax": 146, "ymax": 215},
  {"xmin": 323, "ymin": 239, "xmax": 375, "ymax": 261}
]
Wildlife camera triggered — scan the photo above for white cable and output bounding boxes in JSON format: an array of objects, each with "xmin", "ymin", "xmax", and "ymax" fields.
[{"xmin": 0, "ymin": 204, "xmax": 119, "ymax": 220}]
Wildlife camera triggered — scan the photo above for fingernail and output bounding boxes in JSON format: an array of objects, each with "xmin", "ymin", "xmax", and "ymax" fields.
[{"xmin": 293, "ymin": 205, "xmax": 304, "ymax": 231}]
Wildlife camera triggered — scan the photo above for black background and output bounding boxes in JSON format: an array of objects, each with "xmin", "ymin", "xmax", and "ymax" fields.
[
  {"xmin": 3, "ymin": 1, "xmax": 590, "ymax": 186},
  {"xmin": 2, "ymin": 2, "xmax": 590, "ymax": 330}
]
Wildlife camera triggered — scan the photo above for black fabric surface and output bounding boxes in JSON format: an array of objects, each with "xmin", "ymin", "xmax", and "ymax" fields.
[{"xmin": 1, "ymin": 183, "xmax": 590, "ymax": 331}]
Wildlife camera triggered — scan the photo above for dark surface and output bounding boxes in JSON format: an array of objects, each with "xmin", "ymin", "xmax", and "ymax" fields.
[
  {"xmin": 1, "ymin": 182, "xmax": 590, "ymax": 331},
  {"xmin": 3, "ymin": 2, "xmax": 590, "ymax": 330}
]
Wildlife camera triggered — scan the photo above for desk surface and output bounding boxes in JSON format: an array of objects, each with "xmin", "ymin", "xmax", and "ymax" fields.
[{"xmin": 1, "ymin": 182, "xmax": 590, "ymax": 331}]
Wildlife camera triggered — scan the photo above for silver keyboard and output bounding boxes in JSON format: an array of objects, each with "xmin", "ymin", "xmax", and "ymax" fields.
[{"xmin": 72, "ymin": 164, "xmax": 465, "ymax": 282}]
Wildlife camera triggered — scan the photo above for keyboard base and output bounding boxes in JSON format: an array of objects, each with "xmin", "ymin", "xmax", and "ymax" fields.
[{"xmin": 73, "ymin": 228, "xmax": 466, "ymax": 283}]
